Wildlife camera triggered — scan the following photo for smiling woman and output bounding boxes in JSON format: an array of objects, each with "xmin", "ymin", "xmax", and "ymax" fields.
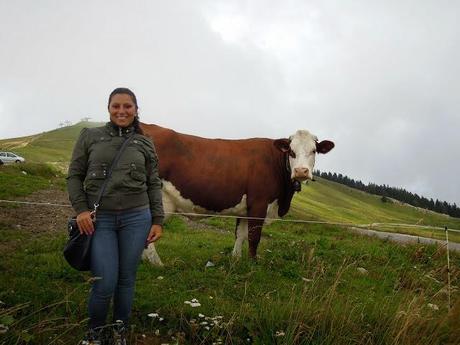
[{"xmin": 66, "ymin": 87, "xmax": 164, "ymax": 344}]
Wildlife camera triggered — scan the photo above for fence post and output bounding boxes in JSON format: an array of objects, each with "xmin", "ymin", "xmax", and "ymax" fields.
[{"xmin": 445, "ymin": 226, "xmax": 451, "ymax": 312}]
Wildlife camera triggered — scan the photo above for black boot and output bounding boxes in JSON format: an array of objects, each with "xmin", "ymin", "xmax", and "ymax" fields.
[
  {"xmin": 112, "ymin": 320, "xmax": 127, "ymax": 345},
  {"xmin": 81, "ymin": 328, "xmax": 104, "ymax": 345}
]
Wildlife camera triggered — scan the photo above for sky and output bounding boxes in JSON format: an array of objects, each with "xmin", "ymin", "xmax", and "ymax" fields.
[{"xmin": 0, "ymin": 0, "xmax": 459, "ymax": 205}]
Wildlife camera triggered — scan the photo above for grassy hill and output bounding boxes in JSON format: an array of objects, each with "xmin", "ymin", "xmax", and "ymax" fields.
[
  {"xmin": 1, "ymin": 121, "xmax": 459, "ymax": 241},
  {"xmin": 293, "ymin": 178, "xmax": 460, "ymax": 242},
  {"xmin": 0, "ymin": 121, "xmax": 103, "ymax": 164},
  {"xmin": 1, "ymin": 124, "xmax": 459, "ymax": 344}
]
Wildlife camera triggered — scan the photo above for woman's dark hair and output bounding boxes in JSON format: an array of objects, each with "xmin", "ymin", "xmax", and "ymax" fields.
[{"xmin": 108, "ymin": 87, "xmax": 144, "ymax": 135}]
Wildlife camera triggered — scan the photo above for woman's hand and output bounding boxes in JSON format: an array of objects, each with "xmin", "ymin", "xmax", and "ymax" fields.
[
  {"xmin": 76, "ymin": 211, "xmax": 95, "ymax": 235},
  {"xmin": 146, "ymin": 224, "xmax": 163, "ymax": 247}
]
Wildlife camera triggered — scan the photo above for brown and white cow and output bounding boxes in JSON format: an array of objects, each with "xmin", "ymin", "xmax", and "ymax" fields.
[{"xmin": 140, "ymin": 123, "xmax": 334, "ymax": 265}]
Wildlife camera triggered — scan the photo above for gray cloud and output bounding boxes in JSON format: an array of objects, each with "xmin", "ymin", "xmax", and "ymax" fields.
[{"xmin": 0, "ymin": 0, "xmax": 458, "ymax": 204}]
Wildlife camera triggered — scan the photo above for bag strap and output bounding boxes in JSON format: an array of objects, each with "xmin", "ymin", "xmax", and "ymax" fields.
[{"xmin": 92, "ymin": 134, "xmax": 134, "ymax": 213}]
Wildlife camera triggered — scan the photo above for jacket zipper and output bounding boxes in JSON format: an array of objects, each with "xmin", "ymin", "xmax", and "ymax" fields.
[{"xmin": 119, "ymin": 127, "xmax": 122, "ymax": 137}]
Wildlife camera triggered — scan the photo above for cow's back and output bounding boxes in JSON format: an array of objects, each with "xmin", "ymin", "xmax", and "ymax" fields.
[{"xmin": 141, "ymin": 123, "xmax": 284, "ymax": 213}]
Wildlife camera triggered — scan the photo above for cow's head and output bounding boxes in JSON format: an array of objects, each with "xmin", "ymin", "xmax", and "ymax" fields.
[{"xmin": 274, "ymin": 130, "xmax": 334, "ymax": 181}]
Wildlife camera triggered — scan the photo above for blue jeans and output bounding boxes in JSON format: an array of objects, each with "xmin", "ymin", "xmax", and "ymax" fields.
[{"xmin": 88, "ymin": 207, "xmax": 151, "ymax": 329}]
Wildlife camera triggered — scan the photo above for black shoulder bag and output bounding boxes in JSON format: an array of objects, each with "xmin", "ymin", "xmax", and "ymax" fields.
[{"xmin": 64, "ymin": 135, "xmax": 134, "ymax": 271}]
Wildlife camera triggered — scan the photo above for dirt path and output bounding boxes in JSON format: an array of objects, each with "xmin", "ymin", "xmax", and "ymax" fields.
[
  {"xmin": 350, "ymin": 227, "xmax": 460, "ymax": 252},
  {"xmin": 0, "ymin": 187, "xmax": 72, "ymax": 235}
]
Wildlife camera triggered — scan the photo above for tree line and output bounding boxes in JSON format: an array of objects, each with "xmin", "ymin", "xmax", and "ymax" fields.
[{"xmin": 314, "ymin": 170, "xmax": 460, "ymax": 218}]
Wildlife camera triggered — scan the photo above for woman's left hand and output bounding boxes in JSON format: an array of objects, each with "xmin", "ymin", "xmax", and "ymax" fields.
[{"xmin": 146, "ymin": 224, "xmax": 163, "ymax": 246}]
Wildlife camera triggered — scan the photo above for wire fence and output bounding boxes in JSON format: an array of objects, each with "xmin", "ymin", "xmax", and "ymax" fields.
[
  {"xmin": 1, "ymin": 199, "xmax": 459, "ymax": 234},
  {"xmin": 0, "ymin": 197, "xmax": 456, "ymax": 311}
]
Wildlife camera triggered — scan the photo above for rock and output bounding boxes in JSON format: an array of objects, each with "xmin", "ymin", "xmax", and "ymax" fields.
[{"xmin": 357, "ymin": 267, "xmax": 368, "ymax": 275}]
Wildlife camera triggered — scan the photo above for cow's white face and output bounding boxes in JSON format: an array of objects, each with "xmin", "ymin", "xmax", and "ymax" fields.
[{"xmin": 274, "ymin": 130, "xmax": 334, "ymax": 181}]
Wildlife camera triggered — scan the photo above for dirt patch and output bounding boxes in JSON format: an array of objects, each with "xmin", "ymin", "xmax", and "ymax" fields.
[{"xmin": 0, "ymin": 187, "xmax": 72, "ymax": 235}]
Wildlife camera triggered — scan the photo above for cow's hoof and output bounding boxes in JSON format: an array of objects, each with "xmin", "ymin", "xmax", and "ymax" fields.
[{"xmin": 231, "ymin": 251, "xmax": 242, "ymax": 259}]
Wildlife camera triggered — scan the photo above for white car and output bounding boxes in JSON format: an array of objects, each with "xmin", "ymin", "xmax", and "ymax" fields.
[{"xmin": 0, "ymin": 152, "xmax": 26, "ymax": 164}]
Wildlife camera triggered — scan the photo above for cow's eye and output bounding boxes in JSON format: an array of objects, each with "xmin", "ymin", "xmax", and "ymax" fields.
[
  {"xmin": 289, "ymin": 151, "xmax": 296, "ymax": 158},
  {"xmin": 312, "ymin": 150, "xmax": 317, "ymax": 154}
]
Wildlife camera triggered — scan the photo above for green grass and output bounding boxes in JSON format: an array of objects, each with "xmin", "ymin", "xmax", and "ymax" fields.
[
  {"xmin": 292, "ymin": 178, "xmax": 460, "ymax": 242},
  {"xmin": 0, "ymin": 163, "xmax": 64, "ymax": 199},
  {"xmin": 0, "ymin": 217, "xmax": 459, "ymax": 344},
  {"xmin": 0, "ymin": 121, "xmax": 103, "ymax": 163},
  {"xmin": 1, "ymin": 123, "xmax": 460, "ymax": 343}
]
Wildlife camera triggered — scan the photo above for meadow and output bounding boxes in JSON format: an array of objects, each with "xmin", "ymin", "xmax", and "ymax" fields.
[
  {"xmin": 0, "ymin": 163, "xmax": 459, "ymax": 344},
  {"xmin": 0, "ymin": 124, "xmax": 459, "ymax": 344}
]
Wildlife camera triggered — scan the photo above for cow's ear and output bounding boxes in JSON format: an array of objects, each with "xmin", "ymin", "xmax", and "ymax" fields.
[
  {"xmin": 274, "ymin": 139, "xmax": 291, "ymax": 153},
  {"xmin": 316, "ymin": 140, "xmax": 334, "ymax": 154}
]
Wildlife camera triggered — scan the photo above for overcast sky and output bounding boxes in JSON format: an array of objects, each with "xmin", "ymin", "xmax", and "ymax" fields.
[{"xmin": 0, "ymin": 0, "xmax": 459, "ymax": 205}]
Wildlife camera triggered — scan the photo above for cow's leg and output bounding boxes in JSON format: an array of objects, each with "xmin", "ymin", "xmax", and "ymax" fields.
[
  {"xmin": 232, "ymin": 218, "xmax": 248, "ymax": 258},
  {"xmin": 248, "ymin": 218, "xmax": 264, "ymax": 259},
  {"xmin": 244, "ymin": 202, "xmax": 268, "ymax": 258},
  {"xmin": 142, "ymin": 191, "xmax": 174, "ymax": 266}
]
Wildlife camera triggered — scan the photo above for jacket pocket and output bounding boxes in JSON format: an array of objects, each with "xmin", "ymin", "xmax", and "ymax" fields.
[
  {"xmin": 130, "ymin": 170, "xmax": 146, "ymax": 182},
  {"xmin": 84, "ymin": 168, "xmax": 107, "ymax": 193},
  {"xmin": 87, "ymin": 169, "xmax": 106, "ymax": 180}
]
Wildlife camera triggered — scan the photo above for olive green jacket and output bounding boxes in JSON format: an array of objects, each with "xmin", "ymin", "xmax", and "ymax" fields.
[{"xmin": 66, "ymin": 122, "xmax": 164, "ymax": 225}]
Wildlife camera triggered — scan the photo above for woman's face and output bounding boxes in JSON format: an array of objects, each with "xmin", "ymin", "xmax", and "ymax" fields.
[{"xmin": 108, "ymin": 93, "xmax": 137, "ymax": 127}]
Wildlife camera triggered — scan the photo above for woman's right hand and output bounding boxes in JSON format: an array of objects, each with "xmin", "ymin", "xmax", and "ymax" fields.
[{"xmin": 76, "ymin": 211, "xmax": 95, "ymax": 235}]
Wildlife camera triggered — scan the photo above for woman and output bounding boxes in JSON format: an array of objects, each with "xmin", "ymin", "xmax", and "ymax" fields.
[{"xmin": 67, "ymin": 88, "xmax": 164, "ymax": 344}]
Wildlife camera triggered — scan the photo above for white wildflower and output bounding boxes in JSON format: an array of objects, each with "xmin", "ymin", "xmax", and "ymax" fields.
[
  {"xmin": 198, "ymin": 313, "xmax": 205, "ymax": 318},
  {"xmin": 275, "ymin": 330, "xmax": 285, "ymax": 337},
  {"xmin": 205, "ymin": 326, "xmax": 210, "ymax": 330},
  {"xmin": 185, "ymin": 298, "xmax": 201, "ymax": 307},
  {"xmin": 205, "ymin": 261, "xmax": 215, "ymax": 267},
  {"xmin": 428, "ymin": 303, "xmax": 439, "ymax": 311},
  {"xmin": 148, "ymin": 313, "xmax": 159, "ymax": 318},
  {"xmin": 0, "ymin": 324, "xmax": 8, "ymax": 334},
  {"xmin": 155, "ymin": 329, "xmax": 160, "ymax": 336},
  {"xmin": 157, "ymin": 276, "xmax": 164, "ymax": 280},
  {"xmin": 200, "ymin": 321, "xmax": 208, "ymax": 325},
  {"xmin": 159, "ymin": 317, "xmax": 164, "ymax": 322}
]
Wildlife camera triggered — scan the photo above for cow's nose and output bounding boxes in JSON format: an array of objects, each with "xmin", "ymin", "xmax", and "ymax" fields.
[{"xmin": 294, "ymin": 167, "xmax": 309, "ymax": 178}]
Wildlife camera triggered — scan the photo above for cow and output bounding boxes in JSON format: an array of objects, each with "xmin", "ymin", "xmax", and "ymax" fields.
[{"xmin": 140, "ymin": 123, "xmax": 334, "ymax": 265}]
